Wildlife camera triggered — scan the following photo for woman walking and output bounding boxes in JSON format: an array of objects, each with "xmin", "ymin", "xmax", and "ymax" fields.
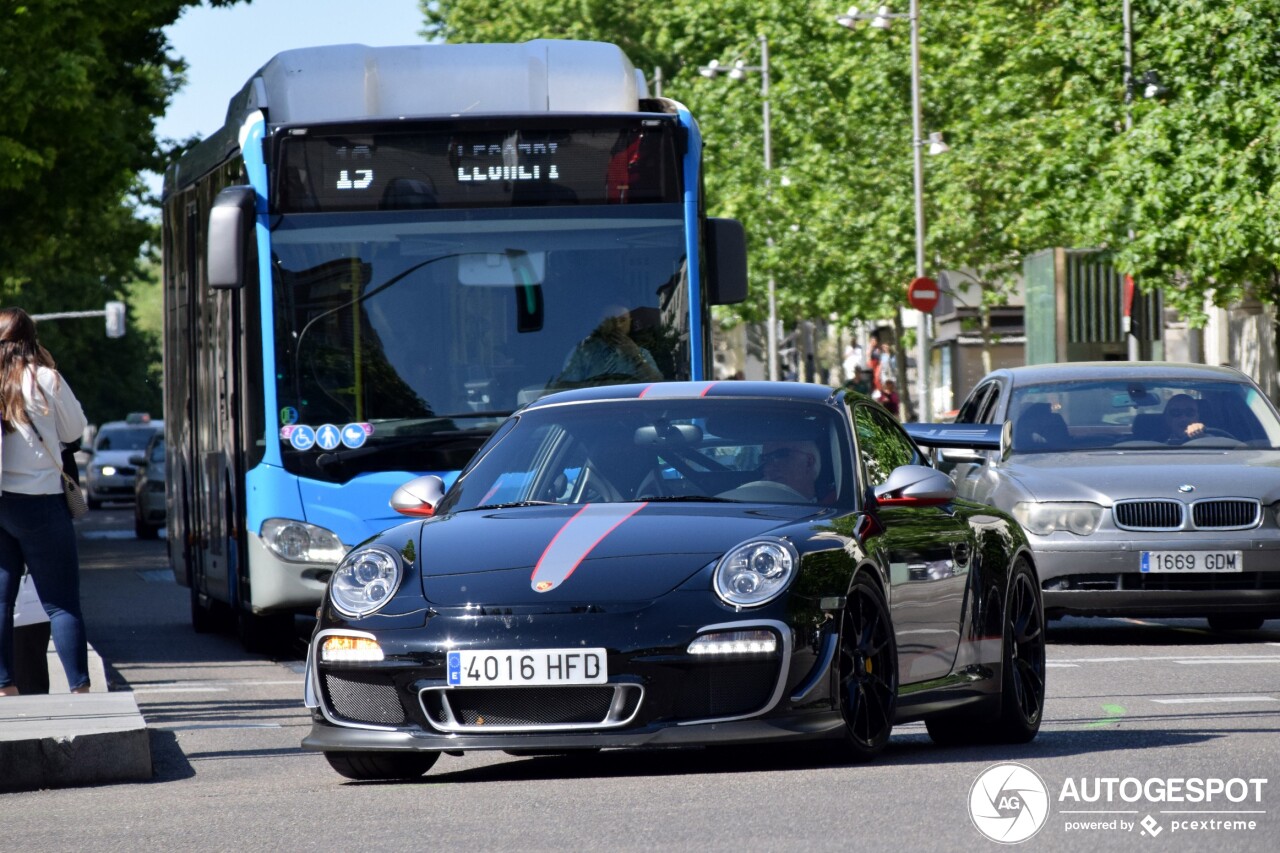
[{"xmin": 0, "ymin": 308, "xmax": 90, "ymax": 695}]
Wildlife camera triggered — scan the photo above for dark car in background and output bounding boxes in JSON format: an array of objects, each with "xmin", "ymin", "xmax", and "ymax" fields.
[
  {"xmin": 132, "ymin": 431, "xmax": 165, "ymax": 539},
  {"xmin": 302, "ymin": 381, "xmax": 1044, "ymax": 781},
  {"xmin": 909, "ymin": 362, "xmax": 1280, "ymax": 630},
  {"xmin": 86, "ymin": 414, "xmax": 163, "ymax": 509}
]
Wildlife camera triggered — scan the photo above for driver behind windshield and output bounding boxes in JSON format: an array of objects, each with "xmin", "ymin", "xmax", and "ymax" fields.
[
  {"xmin": 554, "ymin": 304, "xmax": 662, "ymax": 388},
  {"xmin": 1161, "ymin": 393, "xmax": 1206, "ymax": 443},
  {"xmin": 760, "ymin": 440, "xmax": 821, "ymax": 501}
]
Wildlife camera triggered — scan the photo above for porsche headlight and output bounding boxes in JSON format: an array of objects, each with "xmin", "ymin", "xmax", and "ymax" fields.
[
  {"xmin": 260, "ymin": 518, "xmax": 347, "ymax": 564},
  {"xmin": 714, "ymin": 537, "xmax": 798, "ymax": 608},
  {"xmin": 330, "ymin": 546, "xmax": 402, "ymax": 618},
  {"xmin": 1012, "ymin": 501, "xmax": 1103, "ymax": 536}
]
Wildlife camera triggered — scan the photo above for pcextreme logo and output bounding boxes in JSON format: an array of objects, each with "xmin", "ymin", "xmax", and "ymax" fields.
[{"xmin": 969, "ymin": 763, "xmax": 1051, "ymax": 844}]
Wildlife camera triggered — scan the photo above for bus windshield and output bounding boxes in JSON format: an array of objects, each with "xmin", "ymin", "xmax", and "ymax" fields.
[{"xmin": 271, "ymin": 204, "xmax": 690, "ymax": 483}]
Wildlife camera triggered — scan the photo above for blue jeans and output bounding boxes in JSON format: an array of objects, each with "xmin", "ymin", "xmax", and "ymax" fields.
[{"xmin": 0, "ymin": 492, "xmax": 89, "ymax": 691}]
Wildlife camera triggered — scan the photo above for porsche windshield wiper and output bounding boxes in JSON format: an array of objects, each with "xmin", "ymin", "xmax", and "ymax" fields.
[
  {"xmin": 637, "ymin": 495, "xmax": 738, "ymax": 503},
  {"xmin": 467, "ymin": 500, "xmax": 562, "ymax": 511}
]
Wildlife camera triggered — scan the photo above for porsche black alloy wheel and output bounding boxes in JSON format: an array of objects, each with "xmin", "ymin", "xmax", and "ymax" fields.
[
  {"xmin": 991, "ymin": 559, "xmax": 1046, "ymax": 743},
  {"xmin": 927, "ymin": 558, "xmax": 1045, "ymax": 745},
  {"xmin": 325, "ymin": 750, "xmax": 439, "ymax": 781},
  {"xmin": 836, "ymin": 575, "xmax": 897, "ymax": 761}
]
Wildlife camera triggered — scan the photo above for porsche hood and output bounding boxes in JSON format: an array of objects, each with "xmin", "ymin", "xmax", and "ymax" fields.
[{"xmin": 412, "ymin": 502, "xmax": 813, "ymax": 605}]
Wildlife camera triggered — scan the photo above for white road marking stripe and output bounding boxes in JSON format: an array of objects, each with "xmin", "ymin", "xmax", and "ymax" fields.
[
  {"xmin": 1150, "ymin": 696, "xmax": 1277, "ymax": 704},
  {"xmin": 153, "ymin": 723, "xmax": 285, "ymax": 731},
  {"xmin": 1051, "ymin": 656, "xmax": 1280, "ymax": 664},
  {"xmin": 133, "ymin": 687, "xmax": 230, "ymax": 694},
  {"xmin": 1047, "ymin": 663, "xmax": 1080, "ymax": 667}
]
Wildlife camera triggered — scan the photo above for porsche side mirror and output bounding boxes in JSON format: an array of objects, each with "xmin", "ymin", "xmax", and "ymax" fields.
[
  {"xmin": 390, "ymin": 475, "xmax": 447, "ymax": 517},
  {"xmin": 872, "ymin": 465, "xmax": 957, "ymax": 507}
]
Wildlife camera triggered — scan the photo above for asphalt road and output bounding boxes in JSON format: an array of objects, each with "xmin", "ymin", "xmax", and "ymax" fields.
[{"xmin": 3, "ymin": 505, "xmax": 1278, "ymax": 852}]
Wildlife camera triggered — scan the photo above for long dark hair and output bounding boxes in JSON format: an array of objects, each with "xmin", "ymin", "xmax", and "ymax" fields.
[{"xmin": 0, "ymin": 307, "xmax": 58, "ymax": 431}]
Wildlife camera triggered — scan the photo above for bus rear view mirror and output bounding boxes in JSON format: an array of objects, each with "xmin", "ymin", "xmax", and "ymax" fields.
[
  {"xmin": 208, "ymin": 185, "xmax": 257, "ymax": 290},
  {"xmin": 706, "ymin": 217, "xmax": 747, "ymax": 305},
  {"xmin": 458, "ymin": 250, "xmax": 546, "ymax": 286}
]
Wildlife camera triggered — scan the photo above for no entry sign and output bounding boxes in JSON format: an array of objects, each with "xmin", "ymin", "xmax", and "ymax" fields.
[{"xmin": 907, "ymin": 277, "xmax": 939, "ymax": 313}]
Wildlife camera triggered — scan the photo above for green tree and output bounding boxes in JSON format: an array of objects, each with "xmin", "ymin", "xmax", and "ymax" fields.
[
  {"xmin": 421, "ymin": 0, "xmax": 1280, "ymax": 330},
  {"xmin": 0, "ymin": 0, "xmax": 242, "ymax": 424}
]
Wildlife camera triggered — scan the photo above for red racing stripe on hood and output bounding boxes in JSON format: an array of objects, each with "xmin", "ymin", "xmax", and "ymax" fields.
[
  {"xmin": 530, "ymin": 502, "xmax": 648, "ymax": 593},
  {"xmin": 639, "ymin": 381, "xmax": 717, "ymax": 398}
]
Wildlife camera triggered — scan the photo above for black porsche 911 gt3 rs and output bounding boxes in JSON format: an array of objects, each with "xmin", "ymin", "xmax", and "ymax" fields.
[{"xmin": 302, "ymin": 381, "xmax": 1045, "ymax": 780}]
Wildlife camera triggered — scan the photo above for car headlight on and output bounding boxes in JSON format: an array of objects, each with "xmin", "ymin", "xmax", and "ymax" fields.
[
  {"xmin": 713, "ymin": 537, "xmax": 798, "ymax": 608},
  {"xmin": 260, "ymin": 518, "xmax": 347, "ymax": 564},
  {"xmin": 99, "ymin": 465, "xmax": 117, "ymax": 477},
  {"xmin": 330, "ymin": 546, "xmax": 403, "ymax": 618},
  {"xmin": 1012, "ymin": 501, "xmax": 1104, "ymax": 536}
]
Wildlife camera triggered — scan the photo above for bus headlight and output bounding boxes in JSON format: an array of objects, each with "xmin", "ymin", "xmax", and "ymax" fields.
[
  {"xmin": 330, "ymin": 547, "xmax": 402, "ymax": 618},
  {"xmin": 261, "ymin": 518, "xmax": 347, "ymax": 564},
  {"xmin": 1012, "ymin": 502, "xmax": 1103, "ymax": 536},
  {"xmin": 713, "ymin": 537, "xmax": 798, "ymax": 608}
]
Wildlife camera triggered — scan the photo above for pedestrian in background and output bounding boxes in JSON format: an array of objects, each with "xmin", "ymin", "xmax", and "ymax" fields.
[
  {"xmin": 878, "ymin": 379, "xmax": 901, "ymax": 418},
  {"xmin": 0, "ymin": 307, "xmax": 90, "ymax": 696}
]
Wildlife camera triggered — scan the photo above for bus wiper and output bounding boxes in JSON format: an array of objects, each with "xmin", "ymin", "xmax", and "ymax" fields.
[{"xmin": 314, "ymin": 434, "xmax": 487, "ymax": 469}]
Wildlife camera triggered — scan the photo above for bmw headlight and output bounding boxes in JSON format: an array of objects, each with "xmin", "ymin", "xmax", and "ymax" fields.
[
  {"xmin": 330, "ymin": 546, "xmax": 402, "ymax": 618},
  {"xmin": 260, "ymin": 518, "xmax": 347, "ymax": 564},
  {"xmin": 1012, "ymin": 501, "xmax": 1104, "ymax": 536},
  {"xmin": 714, "ymin": 537, "xmax": 798, "ymax": 608}
]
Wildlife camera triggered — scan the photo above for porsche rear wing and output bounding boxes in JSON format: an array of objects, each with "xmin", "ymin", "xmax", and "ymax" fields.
[{"xmin": 903, "ymin": 422, "xmax": 1004, "ymax": 452}]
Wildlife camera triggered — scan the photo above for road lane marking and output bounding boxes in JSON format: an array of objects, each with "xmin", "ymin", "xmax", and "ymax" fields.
[
  {"xmin": 1150, "ymin": 696, "xmax": 1277, "ymax": 704},
  {"xmin": 1050, "ymin": 655, "xmax": 1280, "ymax": 664},
  {"xmin": 152, "ymin": 723, "xmax": 285, "ymax": 731}
]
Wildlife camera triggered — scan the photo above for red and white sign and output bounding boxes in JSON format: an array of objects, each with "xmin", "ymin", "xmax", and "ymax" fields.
[{"xmin": 907, "ymin": 277, "xmax": 939, "ymax": 313}]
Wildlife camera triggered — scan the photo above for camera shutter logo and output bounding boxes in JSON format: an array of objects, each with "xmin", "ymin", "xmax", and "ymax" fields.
[{"xmin": 969, "ymin": 762, "xmax": 1051, "ymax": 843}]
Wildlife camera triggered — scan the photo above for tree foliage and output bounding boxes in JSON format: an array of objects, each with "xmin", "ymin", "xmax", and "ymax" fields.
[
  {"xmin": 422, "ymin": 0, "xmax": 1280, "ymax": 328},
  {"xmin": 0, "ymin": 0, "xmax": 241, "ymax": 423}
]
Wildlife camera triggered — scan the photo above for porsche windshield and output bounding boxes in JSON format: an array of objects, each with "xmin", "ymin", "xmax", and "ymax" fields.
[
  {"xmin": 439, "ymin": 398, "xmax": 855, "ymax": 512},
  {"xmin": 1008, "ymin": 379, "xmax": 1280, "ymax": 453}
]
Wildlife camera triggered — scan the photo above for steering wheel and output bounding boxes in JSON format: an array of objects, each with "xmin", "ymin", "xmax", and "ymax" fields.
[{"xmin": 717, "ymin": 480, "xmax": 810, "ymax": 502}]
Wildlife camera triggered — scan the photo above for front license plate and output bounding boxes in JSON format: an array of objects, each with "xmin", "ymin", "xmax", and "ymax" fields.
[
  {"xmin": 446, "ymin": 648, "xmax": 608, "ymax": 687},
  {"xmin": 1140, "ymin": 551, "xmax": 1243, "ymax": 573}
]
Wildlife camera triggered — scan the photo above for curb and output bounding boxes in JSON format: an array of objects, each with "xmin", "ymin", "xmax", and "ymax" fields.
[{"xmin": 0, "ymin": 645, "xmax": 151, "ymax": 792}]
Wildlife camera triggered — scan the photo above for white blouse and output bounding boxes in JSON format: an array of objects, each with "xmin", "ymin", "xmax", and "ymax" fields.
[{"xmin": 0, "ymin": 366, "xmax": 89, "ymax": 496}]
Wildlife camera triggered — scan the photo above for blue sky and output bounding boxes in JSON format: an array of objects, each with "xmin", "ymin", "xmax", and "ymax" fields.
[
  {"xmin": 147, "ymin": 0, "xmax": 424, "ymax": 198},
  {"xmin": 159, "ymin": 0, "xmax": 425, "ymax": 142}
]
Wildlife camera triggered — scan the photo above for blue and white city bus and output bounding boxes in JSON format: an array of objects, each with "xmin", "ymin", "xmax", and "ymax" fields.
[{"xmin": 161, "ymin": 40, "xmax": 747, "ymax": 648}]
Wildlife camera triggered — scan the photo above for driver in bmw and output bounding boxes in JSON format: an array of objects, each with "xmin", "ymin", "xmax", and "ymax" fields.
[{"xmin": 1161, "ymin": 393, "xmax": 1206, "ymax": 443}]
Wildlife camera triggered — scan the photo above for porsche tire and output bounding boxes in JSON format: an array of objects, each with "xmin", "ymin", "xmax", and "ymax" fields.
[
  {"xmin": 835, "ymin": 574, "xmax": 897, "ymax": 762},
  {"xmin": 1208, "ymin": 615, "xmax": 1265, "ymax": 632},
  {"xmin": 325, "ymin": 750, "xmax": 439, "ymax": 781}
]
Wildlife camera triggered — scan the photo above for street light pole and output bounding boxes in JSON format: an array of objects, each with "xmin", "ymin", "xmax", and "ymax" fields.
[
  {"xmin": 907, "ymin": 0, "xmax": 931, "ymax": 419},
  {"xmin": 836, "ymin": 3, "xmax": 934, "ymax": 417},
  {"xmin": 701, "ymin": 36, "xmax": 779, "ymax": 381}
]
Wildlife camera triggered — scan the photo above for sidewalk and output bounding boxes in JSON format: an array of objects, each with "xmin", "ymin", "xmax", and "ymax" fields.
[{"xmin": 0, "ymin": 642, "xmax": 151, "ymax": 792}]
